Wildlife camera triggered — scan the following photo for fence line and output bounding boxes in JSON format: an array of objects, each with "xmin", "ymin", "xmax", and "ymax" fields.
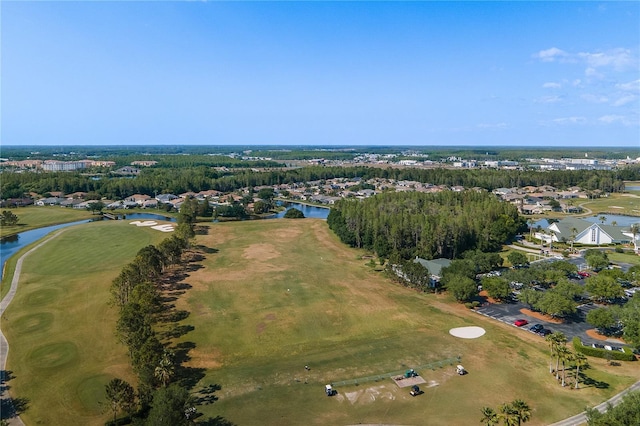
[{"xmin": 330, "ymin": 356, "xmax": 461, "ymax": 387}]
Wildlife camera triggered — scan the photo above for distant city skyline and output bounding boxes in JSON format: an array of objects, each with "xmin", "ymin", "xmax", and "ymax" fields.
[{"xmin": 2, "ymin": 1, "xmax": 639, "ymax": 147}]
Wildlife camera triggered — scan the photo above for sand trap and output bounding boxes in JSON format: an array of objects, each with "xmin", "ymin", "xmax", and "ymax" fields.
[
  {"xmin": 151, "ymin": 224, "xmax": 175, "ymax": 232},
  {"xmin": 130, "ymin": 220, "xmax": 158, "ymax": 227},
  {"xmin": 449, "ymin": 326, "xmax": 486, "ymax": 339}
]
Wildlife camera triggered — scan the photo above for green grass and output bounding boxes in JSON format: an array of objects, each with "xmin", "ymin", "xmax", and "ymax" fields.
[
  {"xmin": 603, "ymin": 250, "xmax": 640, "ymax": 266},
  {"xmin": 578, "ymin": 193, "xmax": 640, "ymax": 217},
  {"xmin": 0, "ymin": 206, "xmax": 94, "ymax": 238},
  {"xmin": 4, "ymin": 218, "xmax": 640, "ymax": 425},
  {"xmin": 176, "ymin": 220, "xmax": 640, "ymax": 425},
  {"xmin": 2, "ymin": 220, "xmax": 169, "ymax": 425}
]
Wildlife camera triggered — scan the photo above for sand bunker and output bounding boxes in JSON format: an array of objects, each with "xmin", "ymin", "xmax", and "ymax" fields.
[
  {"xmin": 130, "ymin": 220, "xmax": 158, "ymax": 227},
  {"xmin": 151, "ymin": 224, "xmax": 175, "ymax": 232},
  {"xmin": 130, "ymin": 221, "xmax": 174, "ymax": 232},
  {"xmin": 449, "ymin": 326, "xmax": 486, "ymax": 339}
]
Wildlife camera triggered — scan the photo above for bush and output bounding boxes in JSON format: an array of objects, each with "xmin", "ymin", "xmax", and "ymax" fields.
[
  {"xmin": 464, "ymin": 301, "xmax": 480, "ymax": 309},
  {"xmin": 614, "ymin": 247, "xmax": 624, "ymax": 253},
  {"xmin": 572, "ymin": 337, "xmax": 635, "ymax": 362}
]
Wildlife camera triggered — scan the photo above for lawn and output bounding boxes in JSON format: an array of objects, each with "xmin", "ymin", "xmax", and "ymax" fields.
[
  {"xmin": 0, "ymin": 206, "xmax": 94, "ymax": 238},
  {"xmin": 2, "ymin": 220, "xmax": 169, "ymax": 425},
  {"xmin": 578, "ymin": 193, "xmax": 640, "ymax": 217},
  {"xmin": 173, "ymin": 219, "xmax": 640, "ymax": 425},
  {"xmin": 3, "ymin": 218, "xmax": 639, "ymax": 425}
]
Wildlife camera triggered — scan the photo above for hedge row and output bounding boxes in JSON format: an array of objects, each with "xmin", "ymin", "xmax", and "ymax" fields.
[{"xmin": 572, "ymin": 337, "xmax": 636, "ymax": 361}]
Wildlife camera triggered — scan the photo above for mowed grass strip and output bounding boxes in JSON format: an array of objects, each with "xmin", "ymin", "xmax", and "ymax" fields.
[
  {"xmin": 176, "ymin": 219, "xmax": 640, "ymax": 426},
  {"xmin": 3, "ymin": 220, "xmax": 170, "ymax": 425},
  {"xmin": 0, "ymin": 206, "xmax": 94, "ymax": 238}
]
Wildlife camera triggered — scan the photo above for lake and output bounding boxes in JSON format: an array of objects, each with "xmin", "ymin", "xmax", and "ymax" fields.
[{"xmin": 268, "ymin": 201, "xmax": 330, "ymax": 219}]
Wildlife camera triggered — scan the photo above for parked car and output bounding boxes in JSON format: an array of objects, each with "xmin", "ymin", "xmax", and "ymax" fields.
[
  {"xmin": 514, "ymin": 319, "xmax": 528, "ymax": 327},
  {"xmin": 578, "ymin": 271, "xmax": 591, "ymax": 278},
  {"xmin": 592, "ymin": 343, "xmax": 605, "ymax": 349},
  {"xmin": 529, "ymin": 324, "xmax": 544, "ymax": 333},
  {"xmin": 539, "ymin": 328, "xmax": 552, "ymax": 337}
]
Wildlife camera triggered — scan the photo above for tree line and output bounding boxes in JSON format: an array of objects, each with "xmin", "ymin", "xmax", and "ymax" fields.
[
  {"xmin": 328, "ymin": 190, "xmax": 525, "ymax": 261},
  {"xmin": 2, "ymin": 164, "xmax": 638, "ymax": 200},
  {"xmin": 105, "ymin": 204, "xmax": 227, "ymax": 425}
]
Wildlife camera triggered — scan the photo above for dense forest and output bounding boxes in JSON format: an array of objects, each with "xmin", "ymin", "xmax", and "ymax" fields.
[
  {"xmin": 2, "ymin": 165, "xmax": 638, "ymax": 200},
  {"xmin": 327, "ymin": 191, "xmax": 525, "ymax": 260}
]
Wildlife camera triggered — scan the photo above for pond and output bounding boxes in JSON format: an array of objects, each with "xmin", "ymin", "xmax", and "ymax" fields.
[{"xmin": 268, "ymin": 201, "xmax": 330, "ymax": 219}]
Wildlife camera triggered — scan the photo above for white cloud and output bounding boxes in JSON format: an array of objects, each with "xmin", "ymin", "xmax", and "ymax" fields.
[
  {"xmin": 552, "ymin": 116, "xmax": 587, "ymax": 125},
  {"xmin": 542, "ymin": 82, "xmax": 561, "ymax": 89},
  {"xmin": 534, "ymin": 47, "xmax": 569, "ymax": 62},
  {"xmin": 477, "ymin": 122, "xmax": 509, "ymax": 129},
  {"xmin": 581, "ymin": 94, "xmax": 609, "ymax": 103},
  {"xmin": 578, "ymin": 48, "xmax": 634, "ymax": 71},
  {"xmin": 572, "ymin": 79, "xmax": 583, "ymax": 87},
  {"xmin": 598, "ymin": 115, "xmax": 625, "ymax": 124},
  {"xmin": 616, "ymin": 79, "xmax": 640, "ymax": 93},
  {"xmin": 585, "ymin": 67, "xmax": 604, "ymax": 79},
  {"xmin": 611, "ymin": 95, "xmax": 637, "ymax": 107},
  {"xmin": 535, "ymin": 95, "xmax": 562, "ymax": 104}
]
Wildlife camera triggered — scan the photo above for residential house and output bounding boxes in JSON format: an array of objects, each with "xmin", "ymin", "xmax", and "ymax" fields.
[
  {"xmin": 413, "ymin": 257, "xmax": 452, "ymax": 287},
  {"xmin": 545, "ymin": 217, "xmax": 631, "ymax": 245},
  {"xmin": 125, "ymin": 194, "xmax": 151, "ymax": 205}
]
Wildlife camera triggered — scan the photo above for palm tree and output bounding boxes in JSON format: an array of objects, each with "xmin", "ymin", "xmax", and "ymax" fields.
[
  {"xmin": 527, "ymin": 219, "xmax": 535, "ymax": 238},
  {"xmin": 573, "ymin": 352, "xmax": 588, "ymax": 389},
  {"xmin": 599, "ymin": 215, "xmax": 607, "ymax": 224},
  {"xmin": 557, "ymin": 346, "xmax": 572, "ymax": 387},
  {"xmin": 154, "ymin": 350, "xmax": 175, "ymax": 387},
  {"xmin": 511, "ymin": 399, "xmax": 532, "ymax": 425},
  {"xmin": 570, "ymin": 227, "xmax": 578, "ymax": 252},
  {"xmin": 480, "ymin": 407, "xmax": 499, "ymax": 426},
  {"xmin": 546, "ymin": 331, "xmax": 566, "ymax": 375},
  {"xmin": 630, "ymin": 223, "xmax": 640, "ymax": 253},
  {"xmin": 499, "ymin": 403, "xmax": 519, "ymax": 426}
]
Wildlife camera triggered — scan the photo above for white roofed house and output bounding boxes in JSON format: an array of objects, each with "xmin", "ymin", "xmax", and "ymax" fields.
[
  {"xmin": 546, "ymin": 217, "xmax": 631, "ymax": 246},
  {"xmin": 125, "ymin": 194, "xmax": 151, "ymax": 205}
]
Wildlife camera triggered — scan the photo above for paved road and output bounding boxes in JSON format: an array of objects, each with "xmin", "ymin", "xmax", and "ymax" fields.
[
  {"xmin": 547, "ymin": 380, "xmax": 640, "ymax": 426},
  {"xmin": 0, "ymin": 232, "xmax": 64, "ymax": 426}
]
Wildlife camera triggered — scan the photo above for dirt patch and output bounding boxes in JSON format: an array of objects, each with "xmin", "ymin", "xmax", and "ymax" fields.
[
  {"xmin": 479, "ymin": 290, "xmax": 500, "ymax": 304},
  {"xmin": 392, "ymin": 375, "xmax": 427, "ymax": 388},
  {"xmin": 586, "ymin": 329, "xmax": 608, "ymax": 341},
  {"xmin": 184, "ymin": 348, "xmax": 223, "ymax": 369},
  {"xmin": 339, "ymin": 385, "xmax": 396, "ymax": 404},
  {"xmin": 586, "ymin": 329, "xmax": 626, "ymax": 343},
  {"xmin": 243, "ymin": 243, "xmax": 280, "ymax": 261},
  {"xmin": 520, "ymin": 308, "xmax": 564, "ymax": 324},
  {"xmin": 264, "ymin": 313, "xmax": 276, "ymax": 321},
  {"xmin": 256, "ymin": 322, "xmax": 266, "ymax": 334}
]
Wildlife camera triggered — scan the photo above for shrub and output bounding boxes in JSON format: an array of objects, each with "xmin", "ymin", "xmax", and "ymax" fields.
[{"xmin": 572, "ymin": 337, "xmax": 635, "ymax": 362}]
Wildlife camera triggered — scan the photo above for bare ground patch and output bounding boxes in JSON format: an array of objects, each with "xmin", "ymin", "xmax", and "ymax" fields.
[
  {"xmin": 520, "ymin": 308, "xmax": 564, "ymax": 324},
  {"xmin": 243, "ymin": 243, "xmax": 280, "ymax": 261},
  {"xmin": 184, "ymin": 348, "xmax": 223, "ymax": 369}
]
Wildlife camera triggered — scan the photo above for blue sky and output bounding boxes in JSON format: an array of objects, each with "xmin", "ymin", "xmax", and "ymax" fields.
[{"xmin": 2, "ymin": 1, "xmax": 639, "ymax": 147}]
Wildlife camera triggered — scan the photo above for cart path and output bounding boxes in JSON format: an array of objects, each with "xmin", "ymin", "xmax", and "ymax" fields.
[
  {"xmin": 1, "ymin": 230, "xmax": 65, "ymax": 426},
  {"xmin": 548, "ymin": 380, "xmax": 640, "ymax": 426}
]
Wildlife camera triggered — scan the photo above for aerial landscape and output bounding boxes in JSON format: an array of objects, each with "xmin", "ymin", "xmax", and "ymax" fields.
[{"xmin": 1, "ymin": 1, "xmax": 640, "ymax": 426}]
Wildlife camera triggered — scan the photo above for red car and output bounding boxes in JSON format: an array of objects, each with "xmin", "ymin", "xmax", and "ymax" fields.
[
  {"xmin": 577, "ymin": 271, "xmax": 591, "ymax": 278},
  {"xmin": 514, "ymin": 319, "xmax": 528, "ymax": 327}
]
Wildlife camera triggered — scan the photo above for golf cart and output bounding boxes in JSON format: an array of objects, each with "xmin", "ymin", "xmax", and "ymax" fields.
[
  {"xmin": 325, "ymin": 384, "xmax": 335, "ymax": 396},
  {"xmin": 410, "ymin": 385, "xmax": 422, "ymax": 396},
  {"xmin": 456, "ymin": 365, "xmax": 467, "ymax": 375}
]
